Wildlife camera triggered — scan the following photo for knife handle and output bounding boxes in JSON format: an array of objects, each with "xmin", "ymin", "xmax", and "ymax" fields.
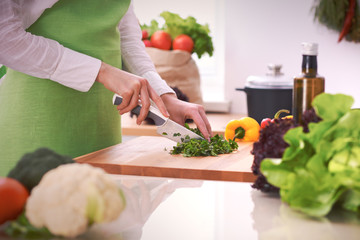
[
  {"xmin": 112, "ymin": 94, "xmax": 166, "ymax": 126},
  {"xmin": 112, "ymin": 94, "xmax": 142, "ymax": 115}
]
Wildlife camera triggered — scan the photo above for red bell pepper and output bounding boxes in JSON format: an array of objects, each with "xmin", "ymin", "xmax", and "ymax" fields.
[{"xmin": 338, "ymin": 0, "xmax": 356, "ymax": 43}]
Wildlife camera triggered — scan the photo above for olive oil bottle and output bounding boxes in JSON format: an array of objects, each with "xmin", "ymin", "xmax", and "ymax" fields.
[{"xmin": 293, "ymin": 42, "xmax": 325, "ymax": 123}]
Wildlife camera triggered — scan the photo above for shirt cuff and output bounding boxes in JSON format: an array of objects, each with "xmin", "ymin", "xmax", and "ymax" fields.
[
  {"xmin": 142, "ymin": 71, "xmax": 175, "ymax": 96},
  {"xmin": 50, "ymin": 48, "xmax": 101, "ymax": 92}
]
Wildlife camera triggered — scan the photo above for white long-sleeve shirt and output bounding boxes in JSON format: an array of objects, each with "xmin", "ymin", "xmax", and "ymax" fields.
[{"xmin": 0, "ymin": 0, "xmax": 174, "ymax": 96}]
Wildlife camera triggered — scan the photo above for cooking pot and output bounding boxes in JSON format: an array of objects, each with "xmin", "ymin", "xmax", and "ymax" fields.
[{"xmin": 236, "ymin": 64, "xmax": 293, "ymax": 123}]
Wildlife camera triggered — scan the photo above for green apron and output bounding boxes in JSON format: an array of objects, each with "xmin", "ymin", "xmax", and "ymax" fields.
[{"xmin": 0, "ymin": 0, "xmax": 130, "ymax": 176}]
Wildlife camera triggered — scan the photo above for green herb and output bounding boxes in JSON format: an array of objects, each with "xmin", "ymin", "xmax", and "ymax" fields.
[
  {"xmin": 184, "ymin": 123, "xmax": 201, "ymax": 135},
  {"xmin": 141, "ymin": 11, "xmax": 214, "ymax": 58},
  {"xmin": 173, "ymin": 133, "xmax": 181, "ymax": 137},
  {"xmin": 4, "ymin": 213, "xmax": 53, "ymax": 239},
  {"xmin": 260, "ymin": 93, "xmax": 360, "ymax": 217},
  {"xmin": 162, "ymin": 132, "xmax": 168, "ymax": 135},
  {"xmin": 170, "ymin": 125, "xmax": 238, "ymax": 157}
]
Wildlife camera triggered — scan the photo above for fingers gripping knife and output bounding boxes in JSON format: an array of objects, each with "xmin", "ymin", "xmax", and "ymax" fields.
[{"xmin": 112, "ymin": 94, "xmax": 204, "ymax": 143}]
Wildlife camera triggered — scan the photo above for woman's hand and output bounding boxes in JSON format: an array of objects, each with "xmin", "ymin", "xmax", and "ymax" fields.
[
  {"xmin": 161, "ymin": 93, "xmax": 213, "ymax": 141},
  {"xmin": 96, "ymin": 62, "xmax": 169, "ymax": 124}
]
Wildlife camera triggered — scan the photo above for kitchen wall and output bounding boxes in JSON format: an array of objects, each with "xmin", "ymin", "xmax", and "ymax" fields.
[
  {"xmin": 226, "ymin": 0, "xmax": 360, "ymax": 113},
  {"xmin": 135, "ymin": 0, "xmax": 360, "ymax": 114},
  {"xmin": 1, "ymin": 1, "xmax": 359, "ymax": 113}
]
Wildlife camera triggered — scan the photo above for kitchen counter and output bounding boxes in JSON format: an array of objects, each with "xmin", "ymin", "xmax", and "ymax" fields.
[
  {"xmin": 121, "ymin": 112, "xmax": 246, "ymax": 137},
  {"xmin": 3, "ymin": 112, "xmax": 358, "ymax": 240},
  {"xmin": 2, "ymin": 174, "xmax": 358, "ymax": 240}
]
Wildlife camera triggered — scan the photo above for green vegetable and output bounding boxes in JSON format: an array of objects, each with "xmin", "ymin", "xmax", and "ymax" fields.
[
  {"xmin": 5, "ymin": 213, "xmax": 53, "ymax": 239},
  {"xmin": 170, "ymin": 124, "xmax": 238, "ymax": 157},
  {"xmin": 142, "ymin": 19, "xmax": 160, "ymax": 37},
  {"xmin": 7, "ymin": 148, "xmax": 75, "ymax": 192},
  {"xmin": 260, "ymin": 93, "xmax": 360, "ymax": 217},
  {"xmin": 141, "ymin": 11, "xmax": 214, "ymax": 59},
  {"xmin": 4, "ymin": 164, "xmax": 126, "ymax": 239},
  {"xmin": 313, "ymin": 0, "xmax": 360, "ymax": 43}
]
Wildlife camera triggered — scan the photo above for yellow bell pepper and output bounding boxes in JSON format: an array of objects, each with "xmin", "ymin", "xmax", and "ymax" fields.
[
  {"xmin": 224, "ymin": 117, "xmax": 260, "ymax": 142},
  {"xmin": 282, "ymin": 115, "xmax": 293, "ymax": 119}
]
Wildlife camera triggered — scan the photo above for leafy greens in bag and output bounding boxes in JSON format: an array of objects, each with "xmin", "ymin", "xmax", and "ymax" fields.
[{"xmin": 141, "ymin": 11, "xmax": 214, "ymax": 59}]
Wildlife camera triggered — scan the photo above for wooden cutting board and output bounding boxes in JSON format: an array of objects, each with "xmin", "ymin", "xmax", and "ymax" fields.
[{"xmin": 75, "ymin": 136, "xmax": 256, "ymax": 182}]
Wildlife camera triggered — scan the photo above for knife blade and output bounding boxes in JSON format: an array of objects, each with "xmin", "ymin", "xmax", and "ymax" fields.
[{"xmin": 112, "ymin": 94, "xmax": 204, "ymax": 143}]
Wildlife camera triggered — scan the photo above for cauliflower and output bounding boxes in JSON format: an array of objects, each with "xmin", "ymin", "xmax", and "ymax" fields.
[{"xmin": 25, "ymin": 163, "xmax": 126, "ymax": 238}]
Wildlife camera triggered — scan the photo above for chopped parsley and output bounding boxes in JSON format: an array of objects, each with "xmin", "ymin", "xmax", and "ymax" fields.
[{"xmin": 169, "ymin": 125, "xmax": 238, "ymax": 157}]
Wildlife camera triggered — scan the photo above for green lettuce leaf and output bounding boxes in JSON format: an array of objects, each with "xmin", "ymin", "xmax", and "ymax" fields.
[
  {"xmin": 140, "ymin": 20, "xmax": 161, "ymax": 37},
  {"xmin": 260, "ymin": 93, "xmax": 360, "ymax": 217},
  {"xmin": 312, "ymin": 93, "xmax": 354, "ymax": 121}
]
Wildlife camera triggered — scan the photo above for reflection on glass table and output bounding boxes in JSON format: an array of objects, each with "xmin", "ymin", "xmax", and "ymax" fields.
[
  {"xmin": 1, "ymin": 175, "xmax": 359, "ymax": 240},
  {"xmin": 105, "ymin": 177, "xmax": 360, "ymax": 240},
  {"xmin": 251, "ymin": 190, "xmax": 360, "ymax": 240}
]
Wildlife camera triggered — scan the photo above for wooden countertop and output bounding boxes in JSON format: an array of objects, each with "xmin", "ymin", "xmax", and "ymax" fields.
[
  {"xmin": 121, "ymin": 112, "xmax": 246, "ymax": 136},
  {"xmin": 76, "ymin": 136, "xmax": 256, "ymax": 183}
]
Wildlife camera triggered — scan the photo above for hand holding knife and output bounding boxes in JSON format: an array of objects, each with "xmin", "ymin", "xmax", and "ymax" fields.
[{"xmin": 113, "ymin": 94, "xmax": 204, "ymax": 143}]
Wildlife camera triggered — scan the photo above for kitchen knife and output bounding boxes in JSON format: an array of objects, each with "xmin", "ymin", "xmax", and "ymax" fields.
[{"xmin": 112, "ymin": 94, "xmax": 204, "ymax": 143}]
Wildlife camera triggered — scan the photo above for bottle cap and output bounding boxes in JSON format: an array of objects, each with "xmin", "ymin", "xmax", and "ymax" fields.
[{"xmin": 301, "ymin": 42, "xmax": 318, "ymax": 56}]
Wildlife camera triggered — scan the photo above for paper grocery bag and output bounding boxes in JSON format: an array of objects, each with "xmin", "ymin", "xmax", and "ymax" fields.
[{"xmin": 146, "ymin": 47, "xmax": 203, "ymax": 105}]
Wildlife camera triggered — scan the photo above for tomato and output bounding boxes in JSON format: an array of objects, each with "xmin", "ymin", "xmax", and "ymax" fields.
[
  {"xmin": 141, "ymin": 30, "xmax": 149, "ymax": 40},
  {"xmin": 0, "ymin": 177, "xmax": 29, "ymax": 224},
  {"xmin": 260, "ymin": 118, "xmax": 272, "ymax": 129},
  {"xmin": 150, "ymin": 30, "xmax": 172, "ymax": 50},
  {"xmin": 143, "ymin": 39, "xmax": 152, "ymax": 47},
  {"xmin": 172, "ymin": 34, "xmax": 194, "ymax": 53},
  {"xmin": 260, "ymin": 115, "xmax": 293, "ymax": 129}
]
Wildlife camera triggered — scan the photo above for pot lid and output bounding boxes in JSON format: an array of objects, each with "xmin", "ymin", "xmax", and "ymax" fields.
[{"xmin": 245, "ymin": 64, "xmax": 293, "ymax": 89}]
